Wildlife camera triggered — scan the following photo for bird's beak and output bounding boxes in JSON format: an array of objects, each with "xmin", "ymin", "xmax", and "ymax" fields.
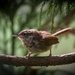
[
  {"xmin": 12, "ymin": 34, "xmax": 20, "ymax": 37},
  {"xmin": 13, "ymin": 34, "xmax": 23, "ymax": 38}
]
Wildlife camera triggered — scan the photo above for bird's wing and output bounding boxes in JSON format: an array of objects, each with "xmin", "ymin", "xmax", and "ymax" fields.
[{"xmin": 39, "ymin": 31, "xmax": 59, "ymax": 46}]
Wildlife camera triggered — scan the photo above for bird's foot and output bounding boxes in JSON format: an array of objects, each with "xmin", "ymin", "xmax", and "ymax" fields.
[
  {"xmin": 49, "ymin": 53, "xmax": 52, "ymax": 65},
  {"xmin": 25, "ymin": 55, "xmax": 30, "ymax": 59},
  {"xmin": 24, "ymin": 53, "xmax": 32, "ymax": 59}
]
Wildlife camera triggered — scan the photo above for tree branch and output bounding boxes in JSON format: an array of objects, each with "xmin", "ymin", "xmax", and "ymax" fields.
[{"xmin": 0, "ymin": 52, "xmax": 75, "ymax": 66}]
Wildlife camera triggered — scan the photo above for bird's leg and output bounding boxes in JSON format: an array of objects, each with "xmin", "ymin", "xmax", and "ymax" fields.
[
  {"xmin": 49, "ymin": 49, "xmax": 52, "ymax": 64},
  {"xmin": 25, "ymin": 53, "xmax": 32, "ymax": 59},
  {"xmin": 49, "ymin": 48, "xmax": 52, "ymax": 56}
]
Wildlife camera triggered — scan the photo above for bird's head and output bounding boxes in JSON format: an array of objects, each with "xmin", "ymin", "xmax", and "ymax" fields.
[{"xmin": 13, "ymin": 29, "xmax": 36, "ymax": 42}]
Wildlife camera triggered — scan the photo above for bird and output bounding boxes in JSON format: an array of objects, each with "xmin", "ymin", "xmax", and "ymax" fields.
[{"xmin": 13, "ymin": 28, "xmax": 71, "ymax": 59}]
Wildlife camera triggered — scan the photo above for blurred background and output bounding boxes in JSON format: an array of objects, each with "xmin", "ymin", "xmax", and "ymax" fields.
[{"xmin": 0, "ymin": 0, "xmax": 75, "ymax": 75}]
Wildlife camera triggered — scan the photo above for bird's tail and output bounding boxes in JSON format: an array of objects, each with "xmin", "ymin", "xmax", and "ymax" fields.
[{"xmin": 52, "ymin": 27, "xmax": 72, "ymax": 36}]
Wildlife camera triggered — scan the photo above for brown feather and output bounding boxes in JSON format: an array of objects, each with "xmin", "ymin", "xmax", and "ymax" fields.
[{"xmin": 38, "ymin": 31, "xmax": 59, "ymax": 46}]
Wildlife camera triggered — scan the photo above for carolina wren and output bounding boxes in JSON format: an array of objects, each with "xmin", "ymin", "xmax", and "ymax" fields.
[{"xmin": 13, "ymin": 28, "xmax": 71, "ymax": 58}]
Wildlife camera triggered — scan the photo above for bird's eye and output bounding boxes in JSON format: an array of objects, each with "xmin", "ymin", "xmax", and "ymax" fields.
[{"xmin": 23, "ymin": 33, "xmax": 26, "ymax": 35}]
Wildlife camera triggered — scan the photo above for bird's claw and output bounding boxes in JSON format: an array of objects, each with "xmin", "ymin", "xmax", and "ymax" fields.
[
  {"xmin": 25, "ymin": 55, "xmax": 29, "ymax": 59},
  {"xmin": 24, "ymin": 53, "xmax": 31, "ymax": 59}
]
